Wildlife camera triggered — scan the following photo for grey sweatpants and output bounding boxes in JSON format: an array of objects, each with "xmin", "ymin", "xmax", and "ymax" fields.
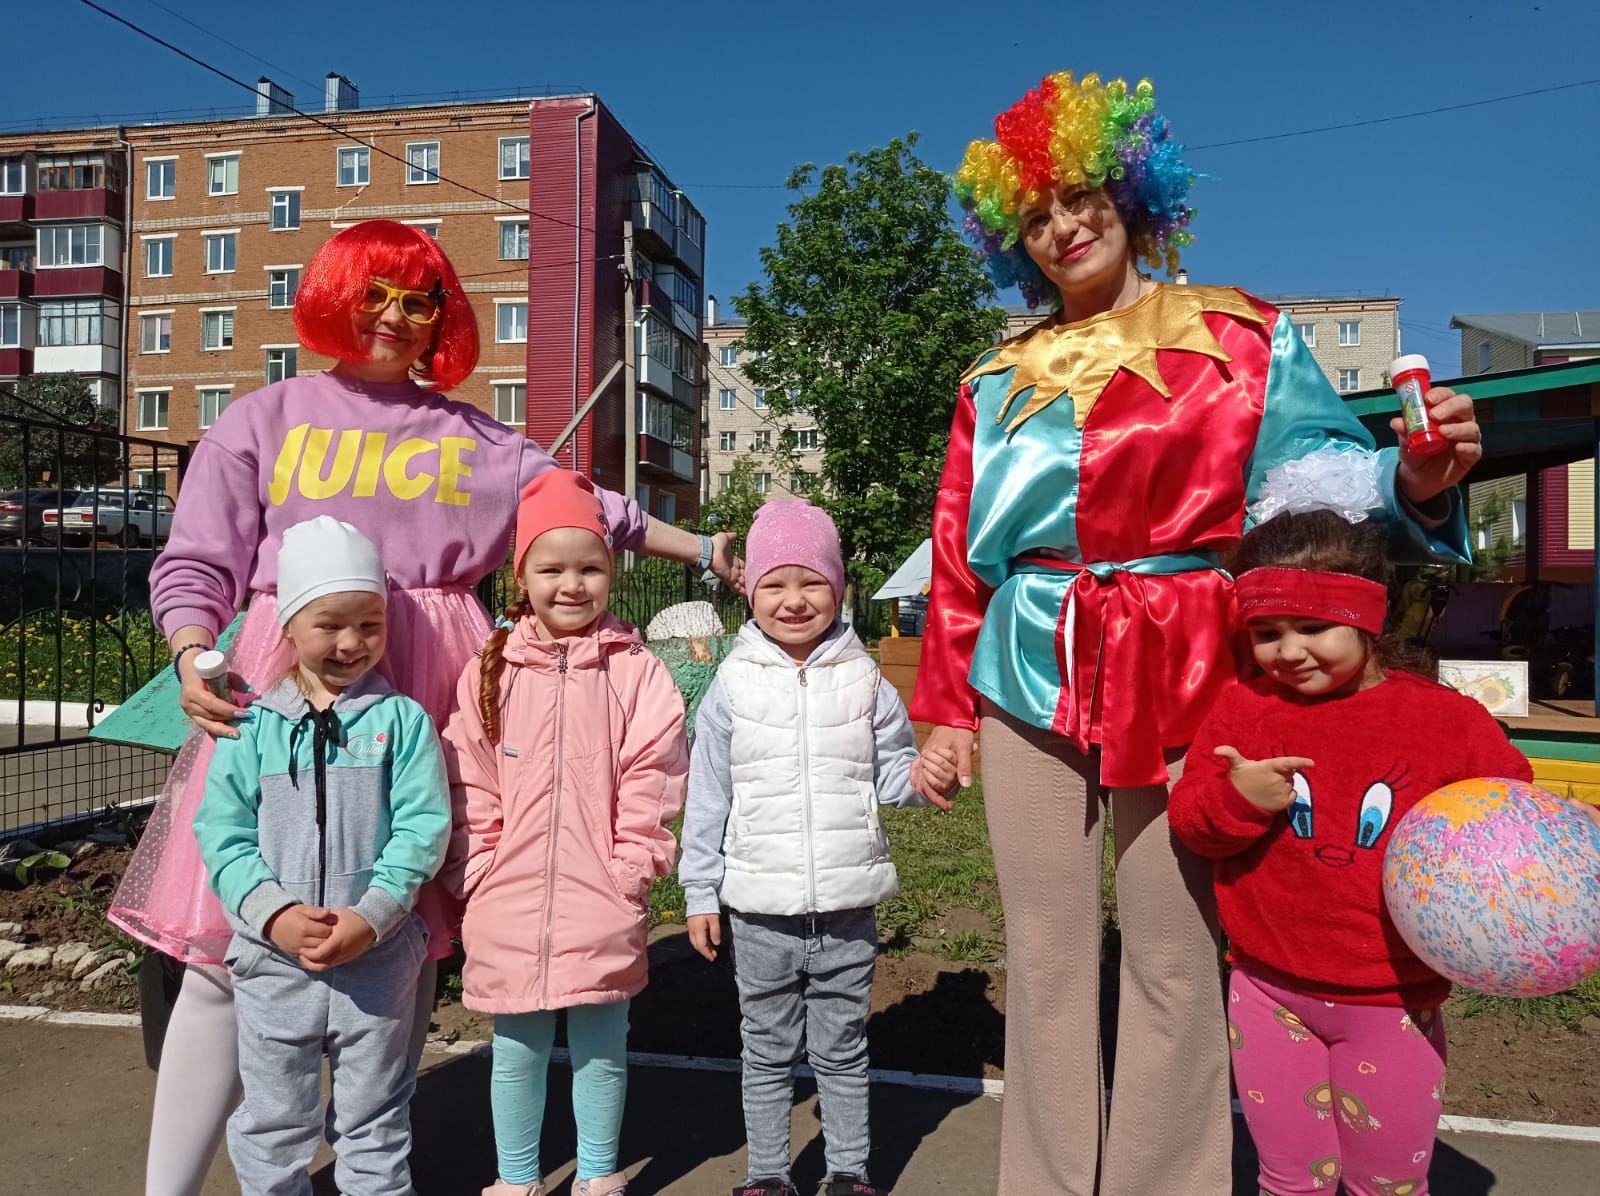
[
  {"xmin": 226, "ymin": 919, "xmax": 427, "ymax": 1196},
  {"xmin": 730, "ymin": 907, "xmax": 876, "ymax": 1183}
]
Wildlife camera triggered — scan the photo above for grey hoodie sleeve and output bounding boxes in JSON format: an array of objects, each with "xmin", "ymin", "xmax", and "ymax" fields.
[
  {"xmin": 678, "ymin": 676, "xmax": 735, "ymax": 918},
  {"xmin": 874, "ymin": 675, "xmax": 929, "ymax": 809}
]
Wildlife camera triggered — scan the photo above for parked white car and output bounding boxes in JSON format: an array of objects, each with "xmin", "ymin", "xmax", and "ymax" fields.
[{"xmin": 40, "ymin": 489, "xmax": 176, "ymax": 547}]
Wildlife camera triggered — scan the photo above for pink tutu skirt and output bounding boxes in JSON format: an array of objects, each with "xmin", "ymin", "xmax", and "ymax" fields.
[{"xmin": 108, "ymin": 585, "xmax": 491, "ymax": 964}]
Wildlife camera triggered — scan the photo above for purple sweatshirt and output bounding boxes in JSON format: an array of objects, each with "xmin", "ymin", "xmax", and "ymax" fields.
[{"xmin": 149, "ymin": 372, "xmax": 646, "ymax": 638}]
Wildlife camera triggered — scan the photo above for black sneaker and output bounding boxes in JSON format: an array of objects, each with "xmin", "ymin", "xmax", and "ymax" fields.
[
  {"xmin": 732, "ymin": 1181, "xmax": 798, "ymax": 1196},
  {"xmin": 821, "ymin": 1177, "xmax": 884, "ymax": 1196}
]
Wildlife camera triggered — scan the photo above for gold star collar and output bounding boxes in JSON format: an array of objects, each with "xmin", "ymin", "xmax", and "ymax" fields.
[{"xmin": 963, "ymin": 284, "xmax": 1271, "ymax": 434}]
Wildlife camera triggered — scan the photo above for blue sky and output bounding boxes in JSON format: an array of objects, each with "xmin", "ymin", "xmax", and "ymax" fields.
[{"xmin": 6, "ymin": 0, "xmax": 1599, "ymax": 370}]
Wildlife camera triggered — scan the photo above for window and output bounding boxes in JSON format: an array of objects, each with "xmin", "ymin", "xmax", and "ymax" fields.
[
  {"xmin": 139, "ymin": 313, "xmax": 171, "ymax": 354},
  {"xmin": 719, "ymin": 345, "xmax": 738, "ymax": 366},
  {"xmin": 791, "ymin": 470, "xmax": 815, "ymax": 494},
  {"xmin": 718, "ymin": 389, "xmax": 737, "ymax": 410},
  {"xmin": 204, "ymin": 232, "xmax": 237, "ymax": 273},
  {"xmin": 752, "ymin": 429, "xmax": 772, "ymax": 451},
  {"xmin": 135, "ymin": 470, "xmax": 168, "ymax": 495},
  {"xmin": 406, "ymin": 142, "xmax": 440, "ymax": 185},
  {"xmin": 499, "ymin": 137, "xmax": 530, "ymax": 180},
  {"xmin": 719, "ymin": 431, "xmax": 737, "ymax": 451},
  {"xmin": 0, "ymin": 304, "xmax": 21, "ymax": 348},
  {"xmin": 37, "ymin": 224, "xmax": 104, "ymax": 267},
  {"xmin": 145, "ymin": 237, "xmax": 174, "ymax": 277},
  {"xmin": 265, "ymin": 348, "xmax": 297, "ymax": 384},
  {"xmin": 201, "ymin": 310, "xmax": 235, "ymax": 351},
  {"xmin": 206, "ymin": 154, "xmax": 239, "ymax": 196},
  {"xmin": 1294, "ymin": 321, "xmax": 1315, "ymax": 347},
  {"xmin": 337, "ymin": 146, "xmax": 370, "ymax": 186},
  {"xmin": 795, "ymin": 428, "xmax": 819, "ymax": 451},
  {"xmin": 753, "ymin": 389, "xmax": 768, "ymax": 410},
  {"xmin": 146, "ymin": 159, "xmax": 175, "ymax": 200},
  {"xmin": 38, "ymin": 301, "xmax": 106, "ymax": 347},
  {"xmin": 0, "ymin": 157, "xmax": 23, "ymax": 194},
  {"xmin": 1337, "ymin": 368, "xmax": 1361, "ymax": 393},
  {"xmin": 0, "ymin": 245, "xmax": 31, "ymax": 271},
  {"xmin": 1477, "ymin": 341, "xmax": 1492, "ymax": 374},
  {"xmin": 36, "ymin": 153, "xmax": 122, "ymax": 191},
  {"xmin": 658, "ymin": 492, "xmax": 676, "ymax": 524},
  {"xmin": 642, "ymin": 394, "xmax": 692, "ymax": 445},
  {"xmin": 197, "ymin": 386, "xmax": 231, "ymax": 429},
  {"xmin": 137, "ymin": 389, "xmax": 169, "ymax": 431},
  {"xmin": 753, "ymin": 472, "xmax": 772, "ymax": 494},
  {"xmin": 1338, "ymin": 320, "xmax": 1361, "ymax": 346},
  {"xmin": 493, "ymin": 382, "xmax": 526, "ymax": 426},
  {"xmin": 499, "ymin": 220, "xmax": 529, "ymax": 260},
  {"xmin": 267, "ymin": 268, "xmax": 300, "ymax": 309},
  {"xmin": 717, "ymin": 472, "xmax": 731, "ymax": 493},
  {"xmin": 409, "ymin": 223, "xmax": 439, "ymax": 239},
  {"xmin": 495, "ymin": 301, "xmax": 528, "ymax": 343},
  {"xmin": 269, "ymin": 190, "xmax": 300, "ymax": 230}
]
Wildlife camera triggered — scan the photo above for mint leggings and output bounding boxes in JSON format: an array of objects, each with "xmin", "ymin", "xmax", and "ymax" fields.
[{"xmin": 490, "ymin": 1001, "xmax": 630, "ymax": 1185}]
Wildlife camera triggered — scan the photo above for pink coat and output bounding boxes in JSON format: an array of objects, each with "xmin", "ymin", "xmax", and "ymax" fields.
[{"xmin": 442, "ymin": 613, "xmax": 687, "ymax": 1013}]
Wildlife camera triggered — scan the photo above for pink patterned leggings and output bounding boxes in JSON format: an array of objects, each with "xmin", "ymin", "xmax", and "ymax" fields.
[{"xmin": 1228, "ymin": 967, "xmax": 1447, "ymax": 1196}]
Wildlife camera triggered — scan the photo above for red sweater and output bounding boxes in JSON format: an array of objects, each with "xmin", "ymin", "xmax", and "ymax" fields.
[{"xmin": 1168, "ymin": 671, "xmax": 1532, "ymax": 1007}]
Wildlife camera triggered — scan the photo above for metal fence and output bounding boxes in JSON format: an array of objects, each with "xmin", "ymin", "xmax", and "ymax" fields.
[
  {"xmin": 475, "ymin": 556, "xmax": 750, "ymax": 635},
  {"xmin": 2, "ymin": 412, "xmax": 185, "ymax": 834}
]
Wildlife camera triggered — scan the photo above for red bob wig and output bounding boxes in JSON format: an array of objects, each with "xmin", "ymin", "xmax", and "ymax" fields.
[{"xmin": 293, "ymin": 220, "xmax": 480, "ymax": 392}]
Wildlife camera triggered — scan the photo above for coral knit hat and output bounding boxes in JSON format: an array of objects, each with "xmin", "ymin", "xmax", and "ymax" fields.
[{"xmin": 513, "ymin": 470, "xmax": 613, "ymax": 574}]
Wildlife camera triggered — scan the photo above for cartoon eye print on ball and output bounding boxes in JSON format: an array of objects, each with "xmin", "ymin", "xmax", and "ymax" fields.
[{"xmin": 1285, "ymin": 762, "xmax": 1411, "ymax": 867}]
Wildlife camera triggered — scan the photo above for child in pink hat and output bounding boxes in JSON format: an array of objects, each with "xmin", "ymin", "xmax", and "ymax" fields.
[{"xmin": 679, "ymin": 500, "xmax": 952, "ymax": 1196}]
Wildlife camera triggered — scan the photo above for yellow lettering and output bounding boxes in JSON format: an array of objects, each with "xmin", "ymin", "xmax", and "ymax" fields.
[
  {"xmin": 353, "ymin": 431, "xmax": 388, "ymax": 498},
  {"xmin": 268, "ymin": 423, "xmax": 311, "ymax": 506},
  {"xmin": 435, "ymin": 436, "xmax": 476, "ymax": 506},
  {"xmin": 295, "ymin": 428, "xmax": 362, "ymax": 501},
  {"xmin": 383, "ymin": 437, "xmax": 436, "ymax": 500}
]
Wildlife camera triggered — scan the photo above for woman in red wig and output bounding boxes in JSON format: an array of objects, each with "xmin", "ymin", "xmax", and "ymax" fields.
[{"xmin": 109, "ymin": 220, "xmax": 738, "ymax": 1194}]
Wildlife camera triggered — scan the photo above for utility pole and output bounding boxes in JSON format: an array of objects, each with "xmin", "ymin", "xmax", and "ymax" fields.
[{"xmin": 621, "ymin": 219, "xmax": 638, "ymax": 569}]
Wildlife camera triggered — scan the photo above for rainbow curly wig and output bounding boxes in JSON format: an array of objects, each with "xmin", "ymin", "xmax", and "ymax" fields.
[{"xmin": 954, "ymin": 72, "xmax": 1197, "ymax": 308}]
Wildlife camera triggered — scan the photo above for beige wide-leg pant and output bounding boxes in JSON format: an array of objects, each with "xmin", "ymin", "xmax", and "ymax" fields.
[{"xmin": 981, "ymin": 702, "xmax": 1232, "ymax": 1195}]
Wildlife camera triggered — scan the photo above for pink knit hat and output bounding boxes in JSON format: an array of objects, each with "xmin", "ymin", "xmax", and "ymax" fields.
[
  {"xmin": 513, "ymin": 470, "xmax": 612, "ymax": 574},
  {"xmin": 744, "ymin": 500, "xmax": 845, "ymax": 603}
]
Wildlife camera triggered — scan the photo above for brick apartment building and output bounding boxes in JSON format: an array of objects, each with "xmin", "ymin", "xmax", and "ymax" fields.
[{"xmin": 2, "ymin": 82, "xmax": 704, "ymax": 522}]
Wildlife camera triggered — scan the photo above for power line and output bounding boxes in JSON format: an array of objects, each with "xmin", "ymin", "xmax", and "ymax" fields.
[
  {"xmin": 75, "ymin": 0, "xmax": 598, "ymax": 241},
  {"xmin": 134, "ymin": 0, "xmax": 326, "ymax": 94},
  {"xmin": 1189, "ymin": 76, "xmax": 1600, "ymax": 151}
]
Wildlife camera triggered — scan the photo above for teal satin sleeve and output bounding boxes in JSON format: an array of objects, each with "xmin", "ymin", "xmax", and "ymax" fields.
[{"xmin": 1246, "ymin": 312, "xmax": 1470, "ymax": 564}]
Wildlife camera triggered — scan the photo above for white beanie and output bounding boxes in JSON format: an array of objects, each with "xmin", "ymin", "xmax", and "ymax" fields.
[{"xmin": 276, "ymin": 517, "xmax": 387, "ymax": 627}]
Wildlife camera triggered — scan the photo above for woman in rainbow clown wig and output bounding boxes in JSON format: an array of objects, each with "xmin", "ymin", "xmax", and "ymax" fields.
[{"xmin": 905, "ymin": 72, "xmax": 1483, "ymax": 1193}]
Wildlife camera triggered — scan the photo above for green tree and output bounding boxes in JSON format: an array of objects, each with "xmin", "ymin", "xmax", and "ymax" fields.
[
  {"xmin": 1469, "ymin": 492, "xmax": 1524, "ymax": 580},
  {"xmin": 0, "ymin": 373, "xmax": 120, "ymax": 491},
  {"xmin": 696, "ymin": 456, "xmax": 767, "ymax": 548},
  {"xmin": 733, "ymin": 135, "xmax": 1005, "ymax": 594}
]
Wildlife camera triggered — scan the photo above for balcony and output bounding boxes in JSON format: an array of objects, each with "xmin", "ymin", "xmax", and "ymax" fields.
[
  {"xmin": 35, "ymin": 189, "xmax": 125, "ymax": 223},
  {"xmin": 0, "ymin": 348, "xmax": 33, "ymax": 376},
  {"xmin": 638, "ymin": 432, "xmax": 695, "ymax": 482},
  {"xmin": 0, "ymin": 193, "xmax": 33, "ymax": 232},
  {"xmin": 35, "ymin": 266, "xmax": 121, "ymax": 299},
  {"xmin": 636, "ymin": 351, "xmax": 697, "ymax": 408},
  {"xmin": 0, "ymin": 267, "xmax": 33, "ymax": 301},
  {"xmin": 639, "ymin": 278, "xmax": 674, "ymax": 319}
]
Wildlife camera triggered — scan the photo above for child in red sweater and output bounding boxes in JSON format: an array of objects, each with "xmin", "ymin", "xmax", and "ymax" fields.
[{"xmin": 1168, "ymin": 509, "xmax": 1532, "ymax": 1196}]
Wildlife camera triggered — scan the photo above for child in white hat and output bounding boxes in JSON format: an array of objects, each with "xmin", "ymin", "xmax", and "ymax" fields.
[{"xmin": 193, "ymin": 516, "xmax": 450, "ymax": 1195}]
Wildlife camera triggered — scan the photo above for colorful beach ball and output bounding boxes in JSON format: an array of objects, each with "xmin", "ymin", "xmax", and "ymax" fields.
[{"xmin": 1383, "ymin": 777, "xmax": 1600, "ymax": 998}]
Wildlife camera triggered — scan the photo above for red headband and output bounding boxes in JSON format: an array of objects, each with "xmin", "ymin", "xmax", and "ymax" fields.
[{"xmin": 1233, "ymin": 568, "xmax": 1388, "ymax": 635}]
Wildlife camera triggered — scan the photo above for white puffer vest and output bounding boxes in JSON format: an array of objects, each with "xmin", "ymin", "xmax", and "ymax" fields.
[{"xmin": 718, "ymin": 624, "xmax": 899, "ymax": 915}]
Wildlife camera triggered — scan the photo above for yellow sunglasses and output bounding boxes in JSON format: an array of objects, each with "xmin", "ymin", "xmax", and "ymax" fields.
[{"xmin": 357, "ymin": 278, "xmax": 446, "ymax": 325}]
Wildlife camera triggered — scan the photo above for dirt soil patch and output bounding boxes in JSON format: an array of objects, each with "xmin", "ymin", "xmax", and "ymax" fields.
[{"xmin": 5, "ymin": 849, "xmax": 1596, "ymax": 1127}]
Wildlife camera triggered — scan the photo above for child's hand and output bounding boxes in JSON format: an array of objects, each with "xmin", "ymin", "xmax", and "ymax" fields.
[
  {"xmin": 298, "ymin": 908, "xmax": 377, "ymax": 972},
  {"xmin": 1214, "ymin": 746, "xmax": 1315, "ymax": 814},
  {"xmin": 1568, "ymin": 798, "xmax": 1600, "ymax": 833},
  {"xmin": 265, "ymin": 904, "xmax": 336, "ymax": 956},
  {"xmin": 910, "ymin": 748, "xmax": 959, "ymax": 811},
  {"xmin": 687, "ymin": 914, "xmax": 722, "ymax": 962}
]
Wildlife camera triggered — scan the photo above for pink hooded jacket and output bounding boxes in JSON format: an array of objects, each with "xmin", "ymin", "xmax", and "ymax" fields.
[{"xmin": 442, "ymin": 613, "xmax": 687, "ymax": 1013}]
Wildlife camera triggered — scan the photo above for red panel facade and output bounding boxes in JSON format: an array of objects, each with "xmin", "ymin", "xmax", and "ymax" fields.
[
  {"xmin": 33, "ymin": 265, "xmax": 120, "ymax": 298},
  {"xmin": 1540, "ymin": 464, "xmax": 1596, "ymax": 572},
  {"xmin": 34, "ymin": 188, "xmax": 124, "ymax": 222}
]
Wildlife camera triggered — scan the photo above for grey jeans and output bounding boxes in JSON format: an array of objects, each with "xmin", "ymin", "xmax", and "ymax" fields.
[
  {"xmin": 226, "ymin": 918, "xmax": 427, "ymax": 1196},
  {"xmin": 730, "ymin": 907, "xmax": 876, "ymax": 1183}
]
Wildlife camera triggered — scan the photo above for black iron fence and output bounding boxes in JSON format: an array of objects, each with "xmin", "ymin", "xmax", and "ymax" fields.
[
  {"xmin": 2, "ymin": 412, "xmax": 185, "ymax": 833},
  {"xmin": 475, "ymin": 555, "xmax": 749, "ymax": 635}
]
